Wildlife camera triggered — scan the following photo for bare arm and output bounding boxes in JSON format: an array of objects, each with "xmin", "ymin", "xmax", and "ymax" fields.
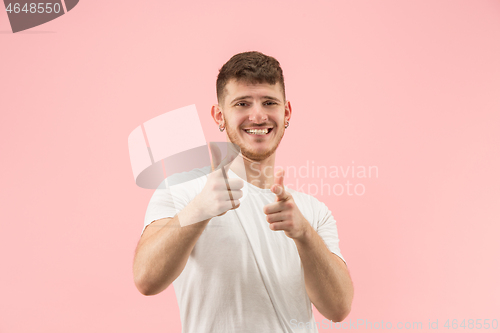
[
  {"xmin": 294, "ymin": 225, "xmax": 353, "ymax": 322},
  {"xmin": 133, "ymin": 201, "xmax": 211, "ymax": 296},
  {"xmin": 133, "ymin": 161, "xmax": 244, "ymax": 296},
  {"xmin": 264, "ymin": 169, "xmax": 353, "ymax": 321}
]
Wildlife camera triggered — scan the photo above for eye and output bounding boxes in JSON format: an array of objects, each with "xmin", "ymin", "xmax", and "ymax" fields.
[
  {"xmin": 235, "ymin": 102, "xmax": 248, "ymax": 107},
  {"xmin": 264, "ymin": 101, "xmax": 278, "ymax": 106}
]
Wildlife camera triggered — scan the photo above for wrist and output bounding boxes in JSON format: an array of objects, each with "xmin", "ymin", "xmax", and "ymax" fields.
[
  {"xmin": 179, "ymin": 196, "xmax": 212, "ymax": 227},
  {"xmin": 293, "ymin": 222, "xmax": 314, "ymax": 245}
]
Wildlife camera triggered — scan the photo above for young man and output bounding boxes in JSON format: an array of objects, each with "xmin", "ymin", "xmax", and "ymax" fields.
[{"xmin": 133, "ymin": 51, "xmax": 354, "ymax": 333}]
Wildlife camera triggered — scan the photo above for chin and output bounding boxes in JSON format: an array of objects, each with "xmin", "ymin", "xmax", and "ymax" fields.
[
  {"xmin": 227, "ymin": 126, "xmax": 284, "ymax": 161},
  {"xmin": 241, "ymin": 151, "xmax": 272, "ymax": 162},
  {"xmin": 240, "ymin": 144, "xmax": 279, "ymax": 162}
]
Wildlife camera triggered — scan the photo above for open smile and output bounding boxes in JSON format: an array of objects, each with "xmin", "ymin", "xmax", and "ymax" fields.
[{"xmin": 243, "ymin": 128, "xmax": 273, "ymax": 136}]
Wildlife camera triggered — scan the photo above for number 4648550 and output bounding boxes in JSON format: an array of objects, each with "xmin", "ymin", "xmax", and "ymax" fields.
[
  {"xmin": 5, "ymin": 3, "xmax": 62, "ymax": 14},
  {"xmin": 444, "ymin": 319, "xmax": 498, "ymax": 330}
]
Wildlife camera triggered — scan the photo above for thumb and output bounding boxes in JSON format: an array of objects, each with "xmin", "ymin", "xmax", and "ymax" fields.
[
  {"xmin": 220, "ymin": 142, "xmax": 240, "ymax": 168},
  {"xmin": 209, "ymin": 142, "xmax": 222, "ymax": 172}
]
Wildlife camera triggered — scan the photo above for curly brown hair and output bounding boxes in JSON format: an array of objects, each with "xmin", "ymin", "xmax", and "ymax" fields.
[{"xmin": 216, "ymin": 51, "xmax": 285, "ymax": 105}]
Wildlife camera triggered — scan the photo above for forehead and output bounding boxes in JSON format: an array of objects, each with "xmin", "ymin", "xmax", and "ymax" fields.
[{"xmin": 224, "ymin": 79, "xmax": 284, "ymax": 102}]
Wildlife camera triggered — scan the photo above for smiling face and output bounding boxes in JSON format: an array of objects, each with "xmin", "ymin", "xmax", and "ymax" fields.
[{"xmin": 214, "ymin": 79, "xmax": 291, "ymax": 162}]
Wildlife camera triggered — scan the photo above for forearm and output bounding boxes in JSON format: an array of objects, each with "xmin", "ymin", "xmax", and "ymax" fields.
[
  {"xmin": 294, "ymin": 225, "xmax": 353, "ymax": 322},
  {"xmin": 133, "ymin": 200, "xmax": 210, "ymax": 295}
]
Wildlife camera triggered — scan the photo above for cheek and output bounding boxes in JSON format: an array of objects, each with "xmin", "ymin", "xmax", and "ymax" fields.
[{"xmin": 228, "ymin": 117, "xmax": 245, "ymax": 130}]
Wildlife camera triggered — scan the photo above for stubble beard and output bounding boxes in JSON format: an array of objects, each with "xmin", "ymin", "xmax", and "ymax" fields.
[{"xmin": 225, "ymin": 124, "xmax": 285, "ymax": 162}]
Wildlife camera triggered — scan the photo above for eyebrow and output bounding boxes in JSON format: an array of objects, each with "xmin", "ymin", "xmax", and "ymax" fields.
[{"xmin": 230, "ymin": 95, "xmax": 282, "ymax": 104}]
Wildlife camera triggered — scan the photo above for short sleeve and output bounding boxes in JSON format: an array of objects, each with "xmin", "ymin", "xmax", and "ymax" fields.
[
  {"xmin": 142, "ymin": 167, "xmax": 210, "ymax": 235},
  {"xmin": 314, "ymin": 199, "xmax": 346, "ymax": 265}
]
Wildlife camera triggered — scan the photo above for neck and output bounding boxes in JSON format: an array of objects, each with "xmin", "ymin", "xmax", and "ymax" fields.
[{"xmin": 229, "ymin": 153, "xmax": 276, "ymax": 189}]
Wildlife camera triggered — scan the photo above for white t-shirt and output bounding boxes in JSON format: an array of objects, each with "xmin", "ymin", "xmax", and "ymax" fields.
[{"xmin": 143, "ymin": 166, "xmax": 345, "ymax": 333}]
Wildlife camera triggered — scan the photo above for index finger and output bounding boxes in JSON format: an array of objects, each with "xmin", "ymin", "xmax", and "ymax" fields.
[
  {"xmin": 272, "ymin": 184, "xmax": 290, "ymax": 201},
  {"xmin": 275, "ymin": 168, "xmax": 285, "ymax": 188}
]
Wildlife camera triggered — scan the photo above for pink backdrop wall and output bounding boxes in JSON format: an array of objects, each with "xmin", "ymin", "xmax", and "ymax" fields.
[{"xmin": 1, "ymin": 1, "xmax": 499, "ymax": 332}]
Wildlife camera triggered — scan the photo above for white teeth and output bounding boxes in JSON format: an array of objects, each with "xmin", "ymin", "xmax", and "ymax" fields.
[{"xmin": 245, "ymin": 128, "xmax": 269, "ymax": 135}]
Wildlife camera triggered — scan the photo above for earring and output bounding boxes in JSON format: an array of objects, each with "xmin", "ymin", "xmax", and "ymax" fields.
[
  {"xmin": 219, "ymin": 123, "xmax": 225, "ymax": 132},
  {"xmin": 285, "ymin": 120, "xmax": 289, "ymax": 129}
]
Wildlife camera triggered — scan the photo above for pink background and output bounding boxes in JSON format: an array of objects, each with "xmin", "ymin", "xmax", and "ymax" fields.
[{"xmin": 1, "ymin": 1, "xmax": 499, "ymax": 332}]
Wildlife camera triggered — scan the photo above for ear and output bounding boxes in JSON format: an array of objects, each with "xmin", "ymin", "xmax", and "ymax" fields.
[
  {"xmin": 285, "ymin": 100, "xmax": 292, "ymax": 123},
  {"xmin": 211, "ymin": 104, "xmax": 224, "ymax": 126}
]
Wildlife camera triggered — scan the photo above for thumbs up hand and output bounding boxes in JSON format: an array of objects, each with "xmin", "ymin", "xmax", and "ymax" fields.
[
  {"xmin": 263, "ymin": 169, "xmax": 312, "ymax": 240},
  {"xmin": 190, "ymin": 143, "xmax": 244, "ymax": 223}
]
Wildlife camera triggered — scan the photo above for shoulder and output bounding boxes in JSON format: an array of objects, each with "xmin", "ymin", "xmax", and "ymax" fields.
[
  {"xmin": 165, "ymin": 165, "xmax": 211, "ymax": 187},
  {"xmin": 286, "ymin": 187, "xmax": 330, "ymax": 226},
  {"xmin": 151, "ymin": 165, "xmax": 211, "ymax": 201}
]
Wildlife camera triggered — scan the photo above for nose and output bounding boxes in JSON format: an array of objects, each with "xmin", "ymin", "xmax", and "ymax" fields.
[{"xmin": 248, "ymin": 104, "xmax": 268, "ymax": 124}]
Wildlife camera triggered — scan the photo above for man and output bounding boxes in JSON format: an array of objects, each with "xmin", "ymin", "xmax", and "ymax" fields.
[{"xmin": 133, "ymin": 51, "xmax": 354, "ymax": 332}]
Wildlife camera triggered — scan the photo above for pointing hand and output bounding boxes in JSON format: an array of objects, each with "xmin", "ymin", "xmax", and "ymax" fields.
[{"xmin": 263, "ymin": 169, "xmax": 311, "ymax": 240}]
